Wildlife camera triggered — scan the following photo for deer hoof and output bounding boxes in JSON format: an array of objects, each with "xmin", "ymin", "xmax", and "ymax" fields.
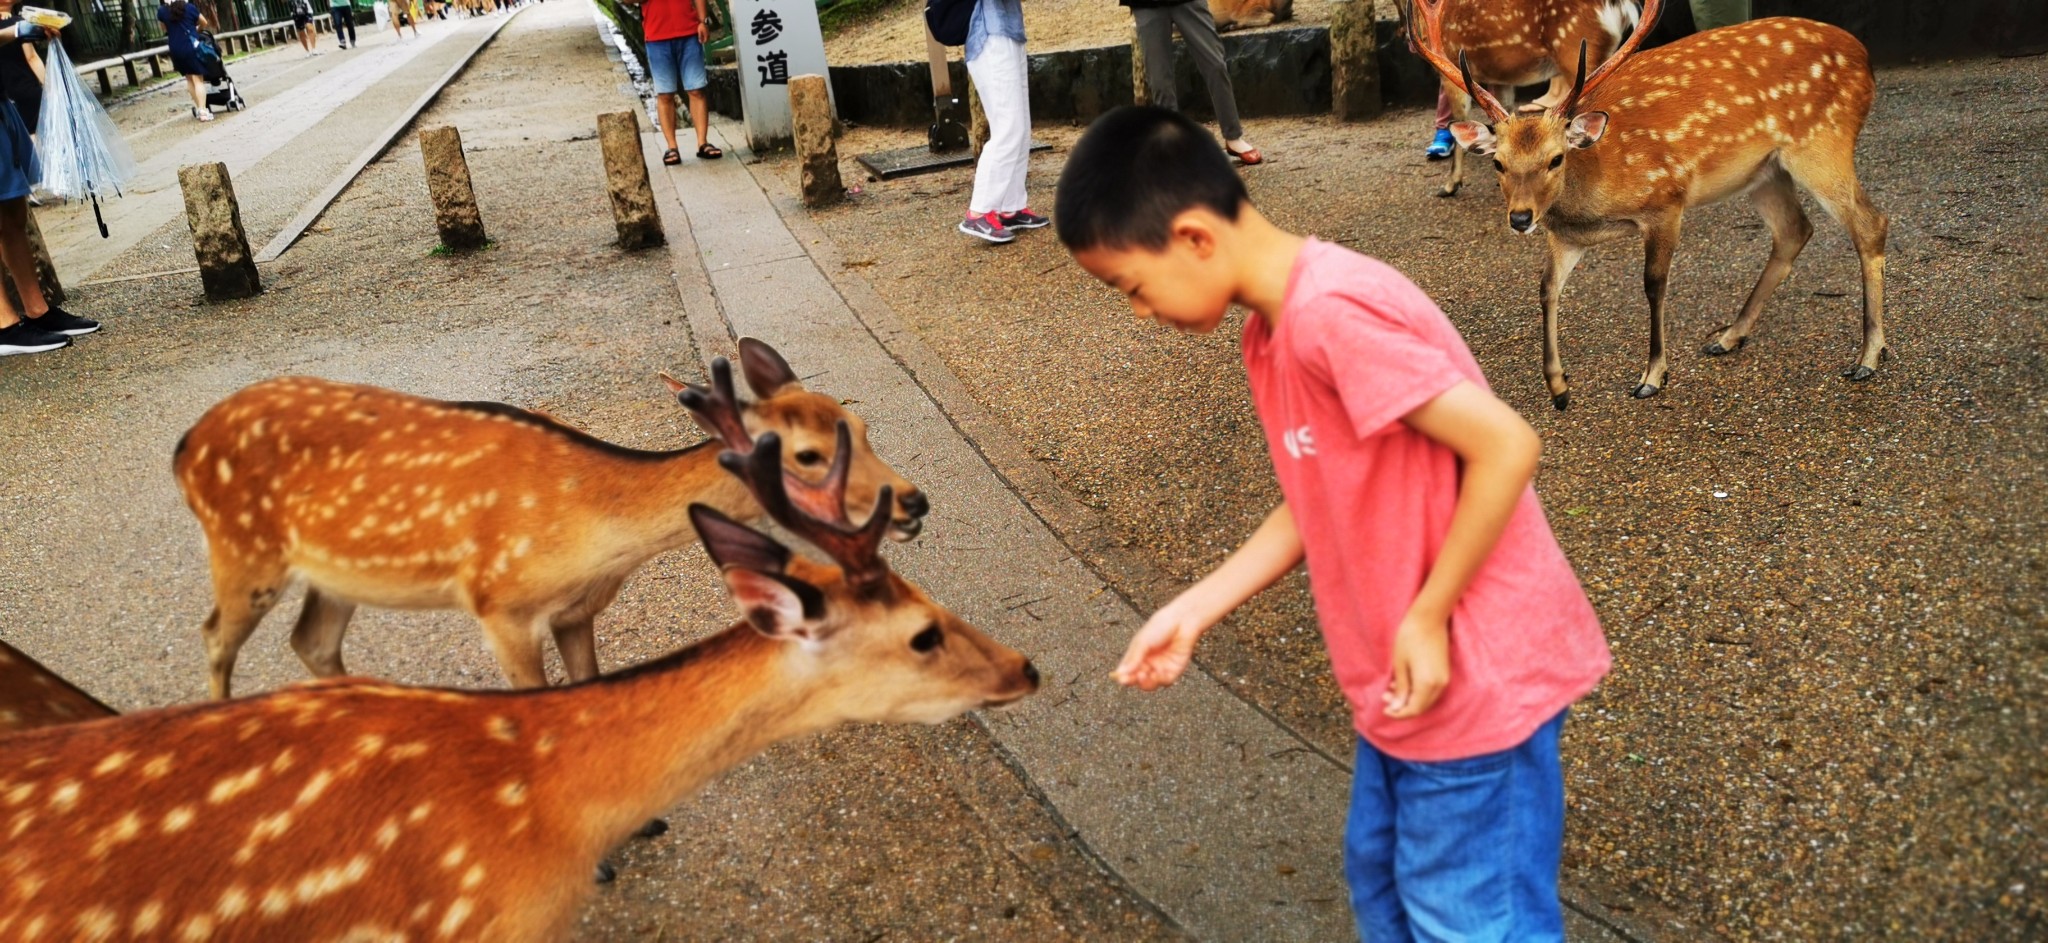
[
  {"xmin": 1631, "ymin": 383, "xmax": 1661, "ymax": 399},
  {"xmin": 1842, "ymin": 364, "xmax": 1877, "ymax": 382},
  {"xmin": 635, "ymin": 818, "xmax": 670, "ymax": 839},
  {"xmin": 1702, "ymin": 336, "xmax": 1746, "ymax": 356},
  {"xmin": 1552, "ymin": 391, "xmax": 1570, "ymax": 411},
  {"xmin": 594, "ymin": 861, "xmax": 618, "ymax": 884}
]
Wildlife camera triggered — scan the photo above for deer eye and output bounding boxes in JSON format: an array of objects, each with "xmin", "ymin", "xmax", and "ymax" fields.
[
  {"xmin": 910, "ymin": 625, "xmax": 943, "ymax": 653},
  {"xmin": 1548, "ymin": 153, "xmax": 1565, "ymax": 170},
  {"xmin": 1492, "ymin": 159, "xmax": 1505, "ymax": 173},
  {"xmin": 794, "ymin": 449, "xmax": 825, "ymax": 466}
]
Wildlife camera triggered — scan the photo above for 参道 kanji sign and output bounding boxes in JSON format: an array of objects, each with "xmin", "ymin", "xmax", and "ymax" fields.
[{"xmin": 729, "ymin": 0, "xmax": 834, "ymax": 150}]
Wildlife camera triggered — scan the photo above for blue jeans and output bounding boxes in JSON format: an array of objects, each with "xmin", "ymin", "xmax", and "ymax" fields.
[
  {"xmin": 646, "ymin": 35, "xmax": 707, "ymax": 95},
  {"xmin": 329, "ymin": 5, "xmax": 357, "ymax": 44},
  {"xmin": 1343, "ymin": 711, "xmax": 1567, "ymax": 943}
]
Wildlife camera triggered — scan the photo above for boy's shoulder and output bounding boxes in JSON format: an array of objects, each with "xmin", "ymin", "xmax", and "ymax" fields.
[{"xmin": 1284, "ymin": 239, "xmax": 1440, "ymax": 334}]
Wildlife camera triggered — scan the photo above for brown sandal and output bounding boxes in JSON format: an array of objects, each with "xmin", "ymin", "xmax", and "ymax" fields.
[
  {"xmin": 661, "ymin": 148, "xmax": 681, "ymax": 165},
  {"xmin": 697, "ymin": 143, "xmax": 723, "ymax": 160}
]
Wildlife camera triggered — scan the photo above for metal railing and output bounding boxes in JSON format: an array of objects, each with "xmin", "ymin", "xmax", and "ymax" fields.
[{"xmin": 70, "ymin": 17, "xmax": 315, "ymax": 97}]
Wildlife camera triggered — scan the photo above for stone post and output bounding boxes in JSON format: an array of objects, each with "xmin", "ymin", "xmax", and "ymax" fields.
[
  {"xmin": 1130, "ymin": 22, "xmax": 1150, "ymax": 107},
  {"xmin": 1330, "ymin": 0, "xmax": 1382, "ymax": 121},
  {"xmin": 967, "ymin": 78, "xmax": 990, "ymax": 157},
  {"xmin": 177, "ymin": 162, "xmax": 262, "ymax": 301},
  {"xmin": 789, "ymin": 75, "xmax": 842, "ymax": 208},
  {"xmin": 596, "ymin": 111, "xmax": 665, "ymax": 251},
  {"xmin": 419, "ymin": 126, "xmax": 487, "ymax": 251},
  {"xmin": 3, "ymin": 209, "xmax": 64, "ymax": 311}
]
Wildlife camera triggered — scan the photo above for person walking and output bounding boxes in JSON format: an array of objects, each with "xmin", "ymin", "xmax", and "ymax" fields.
[
  {"xmin": 1123, "ymin": 0, "xmax": 1261, "ymax": 165},
  {"xmin": 958, "ymin": 0, "xmax": 1043, "ymax": 243},
  {"xmin": 290, "ymin": 0, "xmax": 320, "ymax": 55},
  {"xmin": 0, "ymin": 19, "xmax": 97, "ymax": 357},
  {"xmin": 627, "ymin": 0, "xmax": 716, "ymax": 165},
  {"xmin": 389, "ymin": 0, "xmax": 421, "ymax": 40},
  {"xmin": 158, "ymin": 0, "xmax": 212, "ymax": 121},
  {"xmin": 329, "ymin": 0, "xmax": 358, "ymax": 48}
]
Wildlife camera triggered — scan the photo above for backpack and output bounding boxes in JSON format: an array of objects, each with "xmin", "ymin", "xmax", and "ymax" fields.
[{"xmin": 925, "ymin": 0, "xmax": 974, "ymax": 47}]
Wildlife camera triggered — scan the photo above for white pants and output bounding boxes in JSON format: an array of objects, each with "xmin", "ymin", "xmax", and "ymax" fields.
[{"xmin": 966, "ymin": 36, "xmax": 1031, "ymax": 216}]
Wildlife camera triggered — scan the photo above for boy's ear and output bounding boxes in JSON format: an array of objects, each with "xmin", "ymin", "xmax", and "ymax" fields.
[{"xmin": 1167, "ymin": 209, "xmax": 1220, "ymax": 259}]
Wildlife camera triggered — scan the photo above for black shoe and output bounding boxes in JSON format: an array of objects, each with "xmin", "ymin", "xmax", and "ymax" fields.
[
  {"xmin": 0, "ymin": 319, "xmax": 71, "ymax": 356},
  {"xmin": 1000, "ymin": 208, "xmax": 1050, "ymax": 230},
  {"xmin": 32, "ymin": 307, "xmax": 98, "ymax": 336}
]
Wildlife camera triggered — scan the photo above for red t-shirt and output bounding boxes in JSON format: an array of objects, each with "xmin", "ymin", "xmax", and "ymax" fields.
[
  {"xmin": 642, "ymin": 0, "xmax": 701, "ymax": 42},
  {"xmin": 1242, "ymin": 239, "xmax": 1610, "ymax": 762}
]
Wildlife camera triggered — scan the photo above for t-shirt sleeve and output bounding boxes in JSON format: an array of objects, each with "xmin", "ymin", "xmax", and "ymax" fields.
[{"xmin": 1301, "ymin": 291, "xmax": 1465, "ymax": 439}]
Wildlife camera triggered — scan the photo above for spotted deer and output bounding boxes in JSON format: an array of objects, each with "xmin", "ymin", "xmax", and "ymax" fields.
[
  {"xmin": 0, "ymin": 431, "xmax": 1039, "ymax": 943},
  {"xmin": 174, "ymin": 337, "xmax": 930, "ymax": 697},
  {"xmin": 1402, "ymin": 0, "xmax": 1642, "ymax": 197},
  {"xmin": 1412, "ymin": 0, "xmax": 1889, "ymax": 406},
  {"xmin": 0, "ymin": 639, "xmax": 117, "ymax": 735}
]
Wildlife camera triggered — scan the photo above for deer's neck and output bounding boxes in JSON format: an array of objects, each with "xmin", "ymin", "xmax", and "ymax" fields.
[{"xmin": 589, "ymin": 441, "xmax": 764, "ymax": 554}]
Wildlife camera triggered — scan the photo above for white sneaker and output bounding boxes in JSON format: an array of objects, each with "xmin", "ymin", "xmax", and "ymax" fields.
[{"xmin": 193, "ymin": 107, "xmax": 214, "ymax": 122}]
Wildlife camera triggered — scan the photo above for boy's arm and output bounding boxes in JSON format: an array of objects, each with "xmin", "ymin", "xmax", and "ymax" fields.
[
  {"xmin": 1383, "ymin": 380, "xmax": 1542, "ymax": 718},
  {"xmin": 1114, "ymin": 502, "xmax": 1303, "ymax": 691}
]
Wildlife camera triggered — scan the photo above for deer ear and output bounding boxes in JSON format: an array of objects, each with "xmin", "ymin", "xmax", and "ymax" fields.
[
  {"xmin": 1448, "ymin": 120, "xmax": 1496, "ymax": 155},
  {"xmin": 721, "ymin": 568, "xmax": 828, "ymax": 641},
  {"xmin": 1565, "ymin": 112, "xmax": 1609, "ymax": 149},
  {"xmin": 737, "ymin": 337, "xmax": 803, "ymax": 397}
]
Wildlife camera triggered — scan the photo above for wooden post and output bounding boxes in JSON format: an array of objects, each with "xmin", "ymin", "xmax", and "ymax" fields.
[
  {"xmin": 1130, "ymin": 22, "xmax": 1149, "ymax": 107},
  {"xmin": 178, "ymin": 163, "xmax": 263, "ymax": 301},
  {"xmin": 1330, "ymin": 0, "xmax": 1382, "ymax": 121},
  {"xmin": 966, "ymin": 78, "xmax": 989, "ymax": 157},
  {"xmin": 596, "ymin": 111, "xmax": 664, "ymax": 251},
  {"xmin": 789, "ymin": 75, "xmax": 843, "ymax": 208},
  {"xmin": 419, "ymin": 126, "xmax": 488, "ymax": 250}
]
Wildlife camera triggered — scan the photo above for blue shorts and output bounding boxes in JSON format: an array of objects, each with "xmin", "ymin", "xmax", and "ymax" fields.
[
  {"xmin": 646, "ymin": 35, "xmax": 706, "ymax": 95},
  {"xmin": 0, "ymin": 100, "xmax": 39, "ymax": 202},
  {"xmin": 1343, "ymin": 710, "xmax": 1568, "ymax": 943}
]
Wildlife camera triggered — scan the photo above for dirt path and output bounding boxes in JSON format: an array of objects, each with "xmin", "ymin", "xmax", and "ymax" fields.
[
  {"xmin": 781, "ymin": 51, "xmax": 2048, "ymax": 942},
  {"xmin": 822, "ymin": 0, "xmax": 1400, "ymax": 65}
]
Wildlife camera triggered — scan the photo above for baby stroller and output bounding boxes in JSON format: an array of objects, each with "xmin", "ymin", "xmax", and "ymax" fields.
[{"xmin": 195, "ymin": 31, "xmax": 247, "ymax": 112}]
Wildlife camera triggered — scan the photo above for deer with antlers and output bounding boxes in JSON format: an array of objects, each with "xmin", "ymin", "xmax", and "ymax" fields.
[
  {"xmin": 1411, "ymin": 0, "xmax": 1888, "ymax": 406},
  {"xmin": 0, "ymin": 430, "xmax": 1038, "ymax": 942},
  {"xmin": 173, "ymin": 337, "xmax": 930, "ymax": 698},
  {"xmin": 1407, "ymin": 0, "xmax": 1643, "ymax": 197}
]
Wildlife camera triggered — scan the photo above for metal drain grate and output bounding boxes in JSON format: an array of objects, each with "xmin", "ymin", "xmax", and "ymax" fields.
[{"xmin": 854, "ymin": 140, "xmax": 1052, "ymax": 181}]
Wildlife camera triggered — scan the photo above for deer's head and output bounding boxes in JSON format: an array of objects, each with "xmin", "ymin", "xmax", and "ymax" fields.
[
  {"xmin": 693, "ymin": 431, "xmax": 1038, "ymax": 725},
  {"xmin": 1410, "ymin": 0, "xmax": 1663, "ymax": 233},
  {"xmin": 667, "ymin": 337, "xmax": 930, "ymax": 540}
]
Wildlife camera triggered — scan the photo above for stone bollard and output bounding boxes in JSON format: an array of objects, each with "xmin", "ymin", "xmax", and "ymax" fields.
[
  {"xmin": 419, "ymin": 126, "xmax": 487, "ymax": 250},
  {"xmin": 596, "ymin": 111, "xmax": 664, "ymax": 251},
  {"xmin": 788, "ymin": 75, "xmax": 842, "ymax": 208},
  {"xmin": 4, "ymin": 209, "xmax": 64, "ymax": 311},
  {"xmin": 177, "ymin": 162, "xmax": 262, "ymax": 301},
  {"xmin": 967, "ymin": 79, "xmax": 990, "ymax": 158},
  {"xmin": 1330, "ymin": 0, "xmax": 1382, "ymax": 121},
  {"xmin": 1130, "ymin": 23, "xmax": 1150, "ymax": 107}
]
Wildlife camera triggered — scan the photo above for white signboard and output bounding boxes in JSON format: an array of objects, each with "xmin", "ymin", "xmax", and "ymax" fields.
[{"xmin": 728, "ymin": 0, "xmax": 835, "ymax": 152}]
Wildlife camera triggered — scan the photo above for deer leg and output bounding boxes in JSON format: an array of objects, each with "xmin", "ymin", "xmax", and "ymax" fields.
[
  {"xmin": 1541, "ymin": 238, "xmax": 1589, "ymax": 410},
  {"xmin": 1442, "ymin": 85, "xmax": 1471, "ymax": 198},
  {"xmin": 1706, "ymin": 166, "xmax": 1810, "ymax": 356},
  {"xmin": 287, "ymin": 588, "xmax": 358, "ymax": 679},
  {"xmin": 479, "ymin": 611, "xmax": 552, "ymax": 688},
  {"xmin": 1634, "ymin": 215, "xmax": 1684, "ymax": 399},
  {"xmin": 200, "ymin": 560, "xmax": 287, "ymax": 699},
  {"xmin": 1788, "ymin": 152, "xmax": 1889, "ymax": 380},
  {"xmin": 550, "ymin": 617, "xmax": 600, "ymax": 684}
]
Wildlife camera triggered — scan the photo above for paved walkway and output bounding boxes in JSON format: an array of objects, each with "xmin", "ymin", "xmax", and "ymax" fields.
[{"xmin": 642, "ymin": 113, "xmax": 1661, "ymax": 942}]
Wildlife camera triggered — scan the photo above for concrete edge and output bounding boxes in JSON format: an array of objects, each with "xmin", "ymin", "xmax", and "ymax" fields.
[{"xmin": 253, "ymin": 5, "xmax": 535, "ymax": 264}]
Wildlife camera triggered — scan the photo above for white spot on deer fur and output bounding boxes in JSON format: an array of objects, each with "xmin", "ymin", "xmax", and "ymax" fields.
[
  {"xmin": 47, "ymin": 781, "xmax": 80, "ymax": 813},
  {"xmin": 89, "ymin": 811, "xmax": 143, "ymax": 858},
  {"xmin": 295, "ymin": 771, "xmax": 334, "ymax": 808},
  {"xmin": 375, "ymin": 817, "xmax": 402, "ymax": 849},
  {"xmin": 5, "ymin": 782, "xmax": 35, "ymax": 805},
  {"xmin": 440, "ymin": 844, "xmax": 468, "ymax": 869},
  {"xmin": 497, "ymin": 780, "xmax": 529, "ymax": 807},
  {"xmin": 438, "ymin": 899, "xmax": 475, "ymax": 937},
  {"xmin": 461, "ymin": 864, "xmax": 485, "ymax": 891},
  {"xmin": 217, "ymin": 459, "xmax": 234, "ymax": 484},
  {"xmin": 259, "ymin": 888, "xmax": 293, "ymax": 918},
  {"xmin": 488, "ymin": 717, "xmax": 518, "ymax": 742},
  {"xmin": 209, "ymin": 766, "xmax": 264, "ymax": 804},
  {"xmin": 356, "ymin": 734, "xmax": 387, "ymax": 757},
  {"xmin": 408, "ymin": 802, "xmax": 433, "ymax": 824},
  {"xmin": 72, "ymin": 907, "xmax": 116, "ymax": 942},
  {"xmin": 143, "ymin": 754, "xmax": 175, "ymax": 780},
  {"xmin": 519, "ymin": 495, "xmax": 537, "ymax": 510},
  {"xmin": 162, "ymin": 805, "xmax": 196, "ymax": 833},
  {"xmin": 217, "ymin": 885, "xmax": 251, "ymax": 920},
  {"xmin": 179, "ymin": 914, "xmax": 216, "ymax": 942},
  {"xmin": 132, "ymin": 901, "xmax": 165, "ymax": 934},
  {"xmin": 91, "ymin": 752, "xmax": 132, "ymax": 777}
]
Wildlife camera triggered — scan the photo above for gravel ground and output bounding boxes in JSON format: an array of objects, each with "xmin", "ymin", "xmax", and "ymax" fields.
[
  {"xmin": 822, "ymin": 0, "xmax": 1402, "ymax": 65},
  {"xmin": 0, "ymin": 3, "xmax": 1180, "ymax": 940},
  {"xmin": 788, "ymin": 52, "xmax": 2048, "ymax": 941}
]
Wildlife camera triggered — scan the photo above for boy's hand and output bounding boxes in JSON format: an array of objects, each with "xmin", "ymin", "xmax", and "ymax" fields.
[
  {"xmin": 1383, "ymin": 612, "xmax": 1450, "ymax": 718},
  {"xmin": 1113, "ymin": 599, "xmax": 1208, "ymax": 691}
]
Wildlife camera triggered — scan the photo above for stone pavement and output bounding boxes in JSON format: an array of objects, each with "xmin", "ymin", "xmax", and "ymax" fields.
[{"xmin": 642, "ymin": 108, "xmax": 1671, "ymax": 943}]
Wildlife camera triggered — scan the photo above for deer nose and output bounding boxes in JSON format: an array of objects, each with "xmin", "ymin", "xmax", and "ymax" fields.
[
  {"xmin": 898, "ymin": 489, "xmax": 929, "ymax": 519},
  {"xmin": 1021, "ymin": 659, "xmax": 1040, "ymax": 689},
  {"xmin": 1509, "ymin": 210, "xmax": 1535, "ymax": 233}
]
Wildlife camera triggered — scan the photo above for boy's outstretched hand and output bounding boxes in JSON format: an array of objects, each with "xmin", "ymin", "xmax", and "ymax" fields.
[
  {"xmin": 1113, "ymin": 599, "xmax": 1208, "ymax": 691},
  {"xmin": 1383, "ymin": 612, "xmax": 1450, "ymax": 718}
]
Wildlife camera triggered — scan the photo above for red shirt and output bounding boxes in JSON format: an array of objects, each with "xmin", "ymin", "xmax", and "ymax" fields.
[
  {"xmin": 642, "ymin": 0, "xmax": 701, "ymax": 42},
  {"xmin": 1242, "ymin": 239, "xmax": 1610, "ymax": 761}
]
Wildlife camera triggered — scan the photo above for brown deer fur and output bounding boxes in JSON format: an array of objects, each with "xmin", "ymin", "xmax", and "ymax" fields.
[
  {"xmin": 173, "ymin": 340, "xmax": 928, "ymax": 697},
  {"xmin": 0, "ymin": 640, "xmax": 117, "ymax": 735},
  {"xmin": 1209, "ymin": 0, "xmax": 1291, "ymax": 32}
]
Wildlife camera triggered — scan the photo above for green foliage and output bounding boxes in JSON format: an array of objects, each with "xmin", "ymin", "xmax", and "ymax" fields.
[{"xmin": 817, "ymin": 0, "xmax": 908, "ymax": 37}]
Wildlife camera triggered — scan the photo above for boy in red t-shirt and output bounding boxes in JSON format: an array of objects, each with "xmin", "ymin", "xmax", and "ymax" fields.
[
  {"xmin": 628, "ymin": 0, "xmax": 718, "ymax": 164},
  {"xmin": 1055, "ymin": 106, "xmax": 1611, "ymax": 941}
]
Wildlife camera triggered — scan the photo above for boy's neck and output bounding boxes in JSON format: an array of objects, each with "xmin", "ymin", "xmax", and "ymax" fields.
[{"xmin": 1227, "ymin": 206, "xmax": 1308, "ymax": 330}]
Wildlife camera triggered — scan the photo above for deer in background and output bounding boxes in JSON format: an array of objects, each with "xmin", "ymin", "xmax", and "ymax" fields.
[
  {"xmin": 0, "ymin": 431, "xmax": 1039, "ymax": 942},
  {"xmin": 1412, "ymin": 0, "xmax": 1889, "ymax": 406},
  {"xmin": 0, "ymin": 639, "xmax": 116, "ymax": 735},
  {"xmin": 174, "ymin": 337, "xmax": 930, "ymax": 697},
  {"xmin": 1404, "ymin": 0, "xmax": 1643, "ymax": 197}
]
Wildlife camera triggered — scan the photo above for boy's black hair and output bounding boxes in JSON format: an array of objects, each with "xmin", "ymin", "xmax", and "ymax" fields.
[{"xmin": 1054, "ymin": 106, "xmax": 1249, "ymax": 252}]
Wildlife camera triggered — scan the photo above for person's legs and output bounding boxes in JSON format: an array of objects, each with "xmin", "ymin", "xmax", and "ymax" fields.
[
  {"xmin": 961, "ymin": 37, "xmax": 1030, "ymax": 239},
  {"xmin": 1131, "ymin": 7, "xmax": 1178, "ymax": 112},
  {"xmin": 186, "ymin": 74, "xmax": 210, "ymax": 118},
  {"xmin": 656, "ymin": 94, "xmax": 681, "ymax": 152},
  {"xmin": 647, "ymin": 37, "xmax": 683, "ymax": 155},
  {"xmin": 1425, "ymin": 87, "xmax": 1454, "ymax": 158},
  {"xmin": 0, "ymin": 198, "xmax": 44, "ymax": 320},
  {"xmin": 1344, "ymin": 736, "xmax": 1412, "ymax": 943},
  {"xmin": 680, "ymin": 36, "xmax": 715, "ymax": 156},
  {"xmin": 1389, "ymin": 712, "xmax": 1568, "ymax": 942},
  {"xmin": 1168, "ymin": 1, "xmax": 1244, "ymax": 144},
  {"xmin": 1688, "ymin": 0, "xmax": 1750, "ymax": 31}
]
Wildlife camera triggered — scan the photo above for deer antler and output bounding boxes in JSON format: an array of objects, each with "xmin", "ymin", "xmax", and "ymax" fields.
[
  {"xmin": 1560, "ymin": 0, "xmax": 1663, "ymax": 116},
  {"xmin": 719, "ymin": 427, "xmax": 893, "ymax": 590},
  {"xmin": 1409, "ymin": 0, "xmax": 1508, "ymax": 123},
  {"xmin": 674, "ymin": 356, "xmax": 755, "ymax": 453}
]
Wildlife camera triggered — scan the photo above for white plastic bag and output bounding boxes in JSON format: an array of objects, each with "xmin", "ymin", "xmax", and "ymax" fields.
[{"xmin": 34, "ymin": 38, "xmax": 138, "ymax": 205}]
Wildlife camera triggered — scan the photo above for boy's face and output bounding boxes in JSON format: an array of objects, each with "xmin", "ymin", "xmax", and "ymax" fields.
[{"xmin": 1071, "ymin": 213, "xmax": 1237, "ymax": 334}]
